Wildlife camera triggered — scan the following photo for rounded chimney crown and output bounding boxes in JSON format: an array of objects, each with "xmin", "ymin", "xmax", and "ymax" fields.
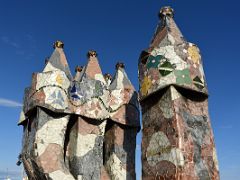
[
  {"xmin": 75, "ymin": 65, "xmax": 83, "ymax": 72},
  {"xmin": 116, "ymin": 62, "xmax": 125, "ymax": 70},
  {"xmin": 87, "ymin": 50, "xmax": 98, "ymax": 58},
  {"xmin": 159, "ymin": 6, "xmax": 174, "ymax": 19},
  {"xmin": 104, "ymin": 73, "xmax": 112, "ymax": 80},
  {"xmin": 53, "ymin": 40, "xmax": 64, "ymax": 49}
]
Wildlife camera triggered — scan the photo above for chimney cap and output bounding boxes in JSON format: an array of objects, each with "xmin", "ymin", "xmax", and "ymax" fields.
[
  {"xmin": 53, "ymin": 40, "xmax": 64, "ymax": 49},
  {"xmin": 159, "ymin": 6, "xmax": 174, "ymax": 19},
  {"xmin": 87, "ymin": 50, "xmax": 98, "ymax": 58},
  {"xmin": 116, "ymin": 62, "xmax": 125, "ymax": 70},
  {"xmin": 104, "ymin": 73, "xmax": 112, "ymax": 80},
  {"xmin": 75, "ymin": 65, "xmax": 83, "ymax": 72}
]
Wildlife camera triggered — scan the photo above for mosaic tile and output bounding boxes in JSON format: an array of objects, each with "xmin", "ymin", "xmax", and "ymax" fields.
[
  {"xmin": 159, "ymin": 60, "xmax": 175, "ymax": 76},
  {"xmin": 193, "ymin": 76, "xmax": 205, "ymax": 90},
  {"xmin": 140, "ymin": 76, "xmax": 152, "ymax": 96},
  {"xmin": 188, "ymin": 45, "xmax": 201, "ymax": 64},
  {"xmin": 174, "ymin": 69, "xmax": 192, "ymax": 85},
  {"xmin": 146, "ymin": 55, "xmax": 163, "ymax": 69}
]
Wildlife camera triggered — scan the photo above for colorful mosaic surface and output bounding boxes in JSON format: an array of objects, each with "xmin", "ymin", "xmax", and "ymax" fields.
[
  {"xmin": 18, "ymin": 6, "xmax": 220, "ymax": 180},
  {"xmin": 20, "ymin": 48, "xmax": 139, "ymax": 126},
  {"xmin": 139, "ymin": 7, "xmax": 219, "ymax": 180},
  {"xmin": 139, "ymin": 8, "xmax": 208, "ymax": 100},
  {"xmin": 18, "ymin": 41, "xmax": 140, "ymax": 180}
]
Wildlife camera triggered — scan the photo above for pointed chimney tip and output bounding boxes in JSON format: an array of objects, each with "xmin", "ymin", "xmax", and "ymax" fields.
[
  {"xmin": 104, "ymin": 73, "xmax": 112, "ymax": 81},
  {"xmin": 116, "ymin": 62, "xmax": 125, "ymax": 70},
  {"xmin": 159, "ymin": 6, "xmax": 174, "ymax": 19},
  {"xmin": 75, "ymin": 65, "xmax": 83, "ymax": 73},
  {"xmin": 53, "ymin": 40, "xmax": 64, "ymax": 49},
  {"xmin": 87, "ymin": 50, "xmax": 98, "ymax": 58}
]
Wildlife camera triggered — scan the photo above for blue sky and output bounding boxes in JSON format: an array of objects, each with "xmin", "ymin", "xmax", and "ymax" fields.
[{"xmin": 0, "ymin": 0, "xmax": 239, "ymax": 179}]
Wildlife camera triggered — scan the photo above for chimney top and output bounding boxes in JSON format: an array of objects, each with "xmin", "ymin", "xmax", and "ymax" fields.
[
  {"xmin": 75, "ymin": 65, "xmax": 83, "ymax": 72},
  {"xmin": 116, "ymin": 62, "xmax": 125, "ymax": 70},
  {"xmin": 53, "ymin": 40, "xmax": 64, "ymax": 49},
  {"xmin": 104, "ymin": 73, "xmax": 112, "ymax": 80},
  {"xmin": 87, "ymin": 50, "xmax": 98, "ymax": 58},
  {"xmin": 159, "ymin": 6, "xmax": 174, "ymax": 19}
]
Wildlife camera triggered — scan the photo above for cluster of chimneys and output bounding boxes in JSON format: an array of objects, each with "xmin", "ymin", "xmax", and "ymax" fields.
[{"xmin": 44, "ymin": 40, "xmax": 128, "ymax": 84}]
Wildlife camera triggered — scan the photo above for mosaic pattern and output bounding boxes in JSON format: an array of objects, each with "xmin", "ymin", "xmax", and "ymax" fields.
[
  {"xmin": 104, "ymin": 124, "xmax": 137, "ymax": 180},
  {"xmin": 68, "ymin": 117, "xmax": 106, "ymax": 179},
  {"xmin": 146, "ymin": 131, "xmax": 184, "ymax": 167},
  {"xmin": 139, "ymin": 10, "xmax": 208, "ymax": 100},
  {"xmin": 22, "ymin": 48, "xmax": 139, "ymax": 126},
  {"xmin": 21, "ymin": 108, "xmax": 75, "ymax": 180},
  {"xmin": 18, "ymin": 6, "xmax": 220, "ymax": 180},
  {"xmin": 18, "ymin": 42, "xmax": 140, "ymax": 179},
  {"xmin": 140, "ymin": 6, "xmax": 219, "ymax": 180}
]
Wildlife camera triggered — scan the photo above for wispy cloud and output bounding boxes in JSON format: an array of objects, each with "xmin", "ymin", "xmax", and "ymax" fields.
[
  {"xmin": 1, "ymin": 36, "xmax": 20, "ymax": 48},
  {"xmin": 0, "ymin": 34, "xmax": 37, "ymax": 60},
  {"xmin": 0, "ymin": 98, "xmax": 22, "ymax": 107}
]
